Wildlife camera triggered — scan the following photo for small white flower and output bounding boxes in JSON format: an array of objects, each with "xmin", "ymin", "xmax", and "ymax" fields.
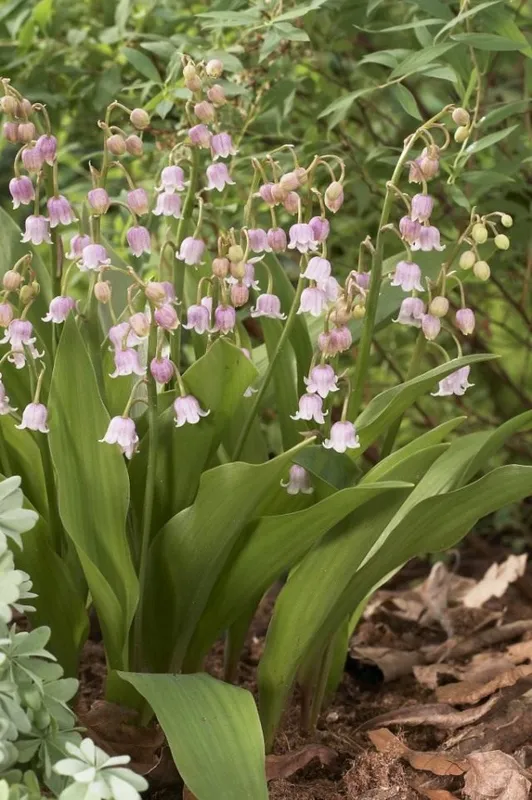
[{"xmin": 54, "ymin": 739, "xmax": 148, "ymax": 800}]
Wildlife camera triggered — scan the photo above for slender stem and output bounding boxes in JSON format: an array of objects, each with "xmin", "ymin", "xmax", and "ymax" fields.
[
  {"xmin": 380, "ymin": 331, "xmax": 427, "ymax": 459},
  {"xmin": 172, "ymin": 149, "xmax": 200, "ymax": 368},
  {"xmin": 132, "ymin": 326, "xmax": 158, "ymax": 670},
  {"xmin": 233, "ymin": 274, "xmax": 305, "ymax": 460},
  {"xmin": 307, "ymin": 638, "xmax": 335, "ymax": 732}
]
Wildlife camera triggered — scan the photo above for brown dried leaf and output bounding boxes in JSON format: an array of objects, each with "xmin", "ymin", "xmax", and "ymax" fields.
[
  {"xmin": 463, "ymin": 555, "xmax": 527, "ymax": 608},
  {"xmin": 463, "ymin": 751, "xmax": 531, "ymax": 800},
  {"xmin": 423, "ymin": 620, "xmax": 532, "ymax": 663},
  {"xmin": 415, "ymin": 787, "xmax": 460, "ymax": 800},
  {"xmin": 266, "ymin": 745, "xmax": 337, "ymax": 781},
  {"xmin": 360, "ymin": 695, "xmax": 498, "ymax": 732},
  {"xmin": 413, "ymin": 664, "xmax": 463, "ymax": 691},
  {"xmin": 436, "ymin": 664, "xmax": 532, "ymax": 705},
  {"xmin": 368, "ymin": 729, "xmax": 466, "ymax": 777},
  {"xmin": 507, "ymin": 639, "xmax": 532, "ymax": 663},
  {"xmin": 350, "ymin": 646, "xmax": 424, "ymax": 682},
  {"xmin": 419, "ymin": 562, "xmax": 453, "ymax": 636}
]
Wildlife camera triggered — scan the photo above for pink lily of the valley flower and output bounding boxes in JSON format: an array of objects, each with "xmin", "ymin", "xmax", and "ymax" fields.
[
  {"xmin": 281, "ymin": 465, "xmax": 314, "ymax": 495},
  {"xmin": 173, "ymin": 395, "xmax": 210, "ymax": 427},
  {"xmin": 323, "ymin": 421, "xmax": 360, "ymax": 453},
  {"xmin": 432, "ymin": 366, "xmax": 474, "ymax": 397},
  {"xmin": 100, "ymin": 416, "xmax": 139, "ymax": 459}
]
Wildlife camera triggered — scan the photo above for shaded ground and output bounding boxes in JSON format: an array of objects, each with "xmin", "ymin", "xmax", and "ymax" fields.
[{"xmin": 76, "ymin": 533, "xmax": 532, "ymax": 799}]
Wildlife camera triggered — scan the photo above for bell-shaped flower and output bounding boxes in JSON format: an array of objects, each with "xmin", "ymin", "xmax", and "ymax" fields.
[
  {"xmin": 173, "ymin": 394, "xmax": 210, "ymax": 427},
  {"xmin": 304, "ymin": 364, "xmax": 339, "ymax": 398},
  {"xmin": 291, "ymin": 393, "xmax": 326, "ymax": 424},
  {"xmin": 99, "ymin": 416, "xmax": 139, "ymax": 459},
  {"xmin": 16, "ymin": 403, "xmax": 49, "ymax": 434},
  {"xmin": 323, "ymin": 421, "xmax": 360, "ymax": 453},
  {"xmin": 432, "ymin": 366, "xmax": 473, "ymax": 397},
  {"xmin": 281, "ymin": 465, "xmax": 314, "ymax": 495}
]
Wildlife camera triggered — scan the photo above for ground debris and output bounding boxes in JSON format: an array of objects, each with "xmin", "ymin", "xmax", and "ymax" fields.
[
  {"xmin": 463, "ymin": 751, "xmax": 531, "ymax": 800},
  {"xmin": 266, "ymin": 745, "xmax": 337, "ymax": 781},
  {"xmin": 359, "ymin": 696, "xmax": 498, "ymax": 732}
]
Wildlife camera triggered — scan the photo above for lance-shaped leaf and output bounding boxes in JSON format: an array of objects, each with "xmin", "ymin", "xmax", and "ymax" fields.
[
  {"xmin": 121, "ymin": 672, "xmax": 268, "ymax": 800},
  {"xmin": 142, "ymin": 440, "xmax": 312, "ymax": 673},
  {"xmin": 258, "ymin": 465, "xmax": 532, "ymax": 749},
  {"xmin": 49, "ymin": 316, "xmax": 137, "ymax": 670}
]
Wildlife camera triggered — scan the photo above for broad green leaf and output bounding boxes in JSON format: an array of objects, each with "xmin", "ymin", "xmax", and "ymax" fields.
[
  {"xmin": 121, "ymin": 46, "xmax": 160, "ymax": 82},
  {"xmin": 483, "ymin": 7, "xmax": 532, "ymax": 57},
  {"xmin": 259, "ymin": 28, "xmax": 282, "ymax": 61},
  {"xmin": 261, "ymin": 318, "xmax": 300, "ymax": 450},
  {"xmin": 129, "ymin": 339, "xmax": 257, "ymax": 532},
  {"xmin": 459, "ymin": 410, "xmax": 532, "ymax": 485},
  {"xmin": 318, "ymin": 87, "xmax": 374, "ymax": 123},
  {"xmin": 121, "ymin": 673, "xmax": 268, "ymax": 800},
  {"xmin": 259, "ymin": 465, "xmax": 532, "ymax": 748},
  {"xmin": 258, "ymin": 488, "xmax": 410, "ymax": 748},
  {"xmin": 183, "ymin": 481, "xmax": 410, "ymax": 671},
  {"xmin": 142, "ymin": 440, "xmax": 311, "ymax": 672},
  {"xmin": 293, "ymin": 445, "xmax": 361, "ymax": 489},
  {"xmin": 409, "ymin": 0, "xmax": 453, "ymax": 20},
  {"xmin": 464, "ymin": 124, "xmax": 519, "ymax": 155},
  {"xmin": 355, "ymin": 354, "xmax": 497, "ymax": 453},
  {"xmin": 356, "ymin": 18, "xmax": 444, "ymax": 33},
  {"xmin": 49, "ymin": 316, "xmax": 137, "ymax": 670},
  {"xmin": 197, "ymin": 9, "xmax": 262, "ymax": 28},
  {"xmin": 0, "ymin": 417, "xmax": 47, "ymax": 518},
  {"xmin": 451, "ymin": 33, "xmax": 528, "ymax": 51},
  {"xmin": 481, "ymin": 100, "xmax": 530, "ymax": 128},
  {"xmin": 389, "ymin": 42, "xmax": 457, "ymax": 79},
  {"xmin": 361, "ymin": 417, "xmax": 466, "ymax": 483},
  {"xmin": 274, "ymin": 0, "xmax": 329, "ymax": 21},
  {"xmin": 390, "ymin": 83, "xmax": 422, "ymax": 120}
]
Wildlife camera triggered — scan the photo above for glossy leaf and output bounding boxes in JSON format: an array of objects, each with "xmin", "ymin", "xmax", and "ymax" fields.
[
  {"xmin": 389, "ymin": 42, "xmax": 457, "ymax": 79},
  {"xmin": 121, "ymin": 673, "xmax": 268, "ymax": 800},
  {"xmin": 48, "ymin": 316, "xmax": 137, "ymax": 670}
]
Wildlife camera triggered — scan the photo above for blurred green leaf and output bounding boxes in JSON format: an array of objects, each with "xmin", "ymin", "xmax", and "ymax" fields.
[
  {"xmin": 390, "ymin": 83, "xmax": 422, "ymax": 120},
  {"xmin": 451, "ymin": 33, "xmax": 529, "ymax": 51},
  {"xmin": 464, "ymin": 124, "xmax": 519, "ymax": 155},
  {"xmin": 121, "ymin": 46, "xmax": 161, "ymax": 81},
  {"xmin": 389, "ymin": 42, "xmax": 457, "ymax": 78}
]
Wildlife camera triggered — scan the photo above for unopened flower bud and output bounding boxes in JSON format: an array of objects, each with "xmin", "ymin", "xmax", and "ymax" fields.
[
  {"xmin": 107, "ymin": 134, "xmax": 126, "ymax": 155},
  {"xmin": 324, "ymin": 181, "xmax": 344, "ymax": 213},
  {"xmin": 186, "ymin": 74, "xmax": 203, "ymax": 93},
  {"xmin": 429, "ymin": 296, "xmax": 449, "ymax": 318},
  {"xmin": 459, "ymin": 250, "xmax": 476, "ymax": 270},
  {"xmin": 129, "ymin": 108, "xmax": 150, "ymax": 130},
  {"xmin": 228, "ymin": 244, "xmax": 244, "ymax": 263},
  {"xmin": 18, "ymin": 98, "xmax": 33, "ymax": 117},
  {"xmin": 471, "ymin": 223, "xmax": 488, "ymax": 244},
  {"xmin": 31, "ymin": 280, "xmax": 40, "ymax": 297},
  {"xmin": 352, "ymin": 304, "xmax": 366, "ymax": 320},
  {"xmin": 473, "ymin": 260, "xmax": 490, "ymax": 281},
  {"xmin": 194, "ymin": 101, "xmax": 215, "ymax": 123},
  {"xmin": 125, "ymin": 134, "xmax": 143, "ymax": 156},
  {"xmin": 332, "ymin": 298, "xmax": 352, "ymax": 326},
  {"xmin": 501, "ymin": 214, "xmax": 513, "ymax": 228},
  {"xmin": 212, "ymin": 257, "xmax": 229, "ymax": 278},
  {"xmin": 0, "ymin": 95, "xmax": 18, "ymax": 115},
  {"xmin": 454, "ymin": 126, "xmax": 469, "ymax": 143},
  {"xmin": 207, "ymin": 84, "xmax": 226, "ymax": 106},
  {"xmin": 230, "ymin": 282, "xmax": 249, "ymax": 307},
  {"xmin": 94, "ymin": 280, "xmax": 111, "ymax": 304},
  {"xmin": 270, "ymin": 183, "xmax": 288, "ymax": 204},
  {"xmin": 129, "ymin": 311, "xmax": 150, "ymax": 337},
  {"xmin": 183, "ymin": 63, "xmax": 197, "ymax": 81},
  {"xmin": 3, "ymin": 121, "xmax": 18, "ymax": 142},
  {"xmin": 283, "ymin": 191, "xmax": 299, "ymax": 215},
  {"xmin": 494, "ymin": 233, "xmax": 510, "ymax": 250},
  {"xmin": 230, "ymin": 260, "xmax": 246, "ymax": 280},
  {"xmin": 452, "ymin": 107, "xmax": 470, "ymax": 126},
  {"xmin": 20, "ymin": 284, "xmax": 35, "ymax": 304},
  {"xmin": 0, "ymin": 302, "xmax": 13, "ymax": 327},
  {"xmin": 294, "ymin": 166, "xmax": 308, "ymax": 185},
  {"xmin": 455, "ymin": 308, "xmax": 475, "ymax": 335},
  {"xmin": 206, "ymin": 59, "xmax": 224, "ymax": 78},
  {"xmin": 17, "ymin": 121, "xmax": 35, "ymax": 142},
  {"xmin": 280, "ymin": 171, "xmax": 300, "ymax": 192},
  {"xmin": 3, "ymin": 270, "xmax": 23, "ymax": 291},
  {"xmin": 144, "ymin": 281, "xmax": 168, "ymax": 304}
]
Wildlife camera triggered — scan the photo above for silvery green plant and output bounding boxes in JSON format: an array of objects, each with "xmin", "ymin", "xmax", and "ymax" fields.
[
  {"xmin": 0, "ymin": 54, "xmax": 530, "ymax": 768},
  {"xmin": 0, "ymin": 476, "xmax": 146, "ymax": 800}
]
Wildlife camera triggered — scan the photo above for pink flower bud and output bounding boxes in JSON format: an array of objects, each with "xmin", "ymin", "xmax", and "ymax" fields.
[
  {"xmin": 212, "ymin": 257, "xmax": 229, "ymax": 278},
  {"xmin": 144, "ymin": 282, "xmax": 168, "ymax": 305},
  {"xmin": 230, "ymin": 282, "xmax": 249, "ymax": 307},
  {"xmin": 128, "ymin": 312, "xmax": 150, "ymax": 338},
  {"xmin": 88, "ymin": 188, "xmax": 110, "ymax": 215},
  {"xmin": 304, "ymin": 364, "xmax": 339, "ymax": 398},
  {"xmin": 9, "ymin": 176, "xmax": 34, "ymax": 209},
  {"xmin": 291, "ymin": 393, "xmax": 326, "ymax": 424},
  {"xmin": 16, "ymin": 402, "xmax": 49, "ymax": 433},
  {"xmin": 42, "ymin": 295, "xmax": 76, "ymax": 323},
  {"xmin": 207, "ymin": 84, "xmax": 226, "ymax": 106},
  {"xmin": 283, "ymin": 191, "xmax": 299, "ymax": 215},
  {"xmin": 331, "ymin": 325, "xmax": 352, "ymax": 354},
  {"xmin": 36, "ymin": 134, "xmax": 57, "ymax": 165},
  {"xmin": 125, "ymin": 134, "xmax": 144, "ymax": 156},
  {"xmin": 100, "ymin": 416, "xmax": 139, "ymax": 459},
  {"xmin": 267, "ymin": 227, "xmax": 287, "ymax": 252},
  {"xmin": 288, "ymin": 223, "xmax": 318, "ymax": 254},
  {"xmin": 279, "ymin": 171, "xmax": 301, "ymax": 192},
  {"xmin": 251, "ymin": 293, "xmax": 286, "ymax": 320},
  {"xmin": 130, "ymin": 108, "xmax": 150, "ymax": 130},
  {"xmin": 94, "ymin": 281, "xmax": 111, "ymax": 304},
  {"xmin": 194, "ymin": 101, "xmax": 215, "ymax": 123},
  {"xmin": 150, "ymin": 357, "xmax": 174, "ymax": 385},
  {"xmin": 206, "ymin": 59, "xmax": 224, "ymax": 78},
  {"xmin": 127, "ymin": 226, "xmax": 151, "ymax": 257},
  {"xmin": 309, "ymin": 216, "xmax": 330, "ymax": 242},
  {"xmin": 3, "ymin": 122, "xmax": 19, "ymax": 143},
  {"xmin": 318, "ymin": 330, "xmax": 338, "ymax": 357},
  {"xmin": 79, "ymin": 243, "xmax": 110, "ymax": 271},
  {"xmin": 0, "ymin": 95, "xmax": 18, "ymax": 115},
  {"xmin": 247, "ymin": 228, "xmax": 271, "ymax": 253},
  {"xmin": 21, "ymin": 145, "xmax": 44, "ymax": 173},
  {"xmin": 183, "ymin": 303, "xmax": 211, "ymax": 334},
  {"xmin": 0, "ymin": 303, "xmax": 14, "ymax": 327},
  {"xmin": 176, "ymin": 237, "xmax": 205, "ymax": 266},
  {"xmin": 189, "ymin": 124, "xmax": 212, "ymax": 149},
  {"xmin": 18, "ymin": 98, "xmax": 33, "ymax": 117},
  {"xmin": 154, "ymin": 304, "xmax": 179, "ymax": 331},
  {"xmin": 17, "ymin": 122, "xmax": 36, "ymax": 143},
  {"xmin": 66, "ymin": 233, "xmax": 91, "ymax": 260},
  {"xmin": 258, "ymin": 183, "xmax": 276, "ymax": 206},
  {"xmin": 212, "ymin": 304, "xmax": 236, "ymax": 334},
  {"xmin": 158, "ymin": 166, "xmax": 186, "ymax": 193},
  {"xmin": 418, "ymin": 147, "xmax": 440, "ymax": 180},
  {"xmin": 324, "ymin": 181, "xmax": 344, "ymax": 213},
  {"xmin": 281, "ymin": 465, "xmax": 314, "ymax": 495},
  {"xmin": 323, "ymin": 421, "xmax": 359, "ymax": 453},
  {"xmin": 107, "ymin": 134, "xmax": 126, "ymax": 155},
  {"xmin": 270, "ymin": 183, "xmax": 288, "ymax": 204},
  {"xmin": 411, "ymin": 194, "xmax": 434, "ymax": 223},
  {"xmin": 21, "ymin": 215, "xmax": 51, "ymax": 246},
  {"xmin": 127, "ymin": 188, "xmax": 149, "ymax": 215},
  {"xmin": 47, "ymin": 195, "xmax": 77, "ymax": 228},
  {"xmin": 455, "ymin": 308, "xmax": 475, "ymax": 335},
  {"xmin": 399, "ymin": 216, "xmax": 422, "ymax": 244},
  {"xmin": 301, "ymin": 256, "xmax": 331, "ymax": 283},
  {"xmin": 153, "ymin": 192, "xmax": 182, "ymax": 218},
  {"xmin": 174, "ymin": 394, "xmax": 210, "ymax": 427},
  {"xmin": 210, "ymin": 132, "xmax": 237, "ymax": 160},
  {"xmin": 206, "ymin": 162, "xmax": 235, "ymax": 192},
  {"xmin": 421, "ymin": 313, "xmax": 441, "ymax": 341}
]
